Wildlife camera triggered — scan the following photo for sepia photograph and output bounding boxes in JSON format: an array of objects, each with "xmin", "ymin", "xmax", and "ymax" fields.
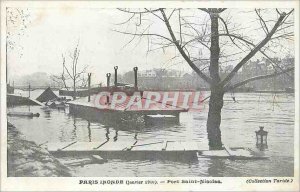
[{"xmin": 0, "ymin": 1, "xmax": 299, "ymax": 191}]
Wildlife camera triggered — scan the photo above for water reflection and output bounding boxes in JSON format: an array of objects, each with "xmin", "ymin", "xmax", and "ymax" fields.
[
  {"xmin": 105, "ymin": 127, "xmax": 110, "ymax": 141},
  {"xmin": 72, "ymin": 117, "xmax": 77, "ymax": 140},
  {"xmin": 134, "ymin": 132, "xmax": 138, "ymax": 140},
  {"xmin": 41, "ymin": 107, "xmax": 52, "ymax": 118},
  {"xmin": 256, "ymin": 143, "xmax": 268, "ymax": 151},
  {"xmin": 87, "ymin": 121, "xmax": 91, "ymax": 142},
  {"xmin": 113, "ymin": 130, "xmax": 118, "ymax": 142},
  {"xmin": 207, "ymin": 159, "xmax": 227, "ymax": 177}
]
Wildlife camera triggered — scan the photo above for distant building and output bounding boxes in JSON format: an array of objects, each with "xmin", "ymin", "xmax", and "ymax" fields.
[
  {"xmin": 138, "ymin": 70, "xmax": 156, "ymax": 78},
  {"xmin": 120, "ymin": 56, "xmax": 294, "ymax": 91},
  {"xmin": 241, "ymin": 57, "xmax": 294, "ymax": 90}
]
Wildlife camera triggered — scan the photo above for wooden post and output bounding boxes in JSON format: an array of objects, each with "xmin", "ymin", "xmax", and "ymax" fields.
[
  {"xmin": 106, "ymin": 73, "xmax": 111, "ymax": 87},
  {"xmin": 88, "ymin": 73, "xmax": 91, "ymax": 102},
  {"xmin": 106, "ymin": 73, "xmax": 111, "ymax": 104},
  {"xmin": 114, "ymin": 66, "xmax": 118, "ymax": 87},
  {"xmin": 133, "ymin": 67, "xmax": 138, "ymax": 90}
]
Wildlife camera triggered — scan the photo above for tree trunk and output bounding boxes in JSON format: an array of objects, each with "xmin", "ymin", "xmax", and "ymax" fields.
[
  {"xmin": 73, "ymin": 80, "xmax": 76, "ymax": 100},
  {"xmin": 207, "ymin": 10, "xmax": 223, "ymax": 150},
  {"xmin": 62, "ymin": 75, "xmax": 69, "ymax": 90},
  {"xmin": 207, "ymin": 87, "xmax": 224, "ymax": 150}
]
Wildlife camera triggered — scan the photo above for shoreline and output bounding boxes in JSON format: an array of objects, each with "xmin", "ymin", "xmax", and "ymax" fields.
[{"xmin": 7, "ymin": 122, "xmax": 72, "ymax": 177}]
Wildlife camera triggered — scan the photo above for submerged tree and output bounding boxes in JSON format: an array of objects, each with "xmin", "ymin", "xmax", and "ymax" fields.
[
  {"xmin": 50, "ymin": 55, "xmax": 70, "ymax": 90},
  {"xmin": 115, "ymin": 8, "xmax": 294, "ymax": 149},
  {"xmin": 52, "ymin": 42, "xmax": 88, "ymax": 99}
]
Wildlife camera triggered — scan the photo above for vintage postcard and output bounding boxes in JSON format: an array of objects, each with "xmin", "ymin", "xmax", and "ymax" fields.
[{"xmin": 0, "ymin": 0, "xmax": 299, "ymax": 191}]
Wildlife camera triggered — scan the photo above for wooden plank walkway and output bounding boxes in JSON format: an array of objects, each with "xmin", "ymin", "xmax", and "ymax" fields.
[
  {"xmin": 42, "ymin": 140, "xmax": 268, "ymax": 160},
  {"xmin": 44, "ymin": 140, "xmax": 209, "ymax": 153}
]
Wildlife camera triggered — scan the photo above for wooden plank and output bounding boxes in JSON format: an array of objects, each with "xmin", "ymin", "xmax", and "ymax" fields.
[
  {"xmin": 198, "ymin": 148, "xmax": 269, "ymax": 160},
  {"xmin": 200, "ymin": 150, "xmax": 229, "ymax": 157},
  {"xmin": 61, "ymin": 142, "xmax": 104, "ymax": 151},
  {"xmin": 97, "ymin": 141, "xmax": 137, "ymax": 151},
  {"xmin": 46, "ymin": 141, "xmax": 209, "ymax": 152},
  {"xmin": 197, "ymin": 142, "xmax": 210, "ymax": 151},
  {"xmin": 131, "ymin": 141, "xmax": 164, "ymax": 151},
  {"xmin": 181, "ymin": 142, "xmax": 206, "ymax": 151},
  {"xmin": 230, "ymin": 148, "xmax": 252, "ymax": 157},
  {"xmin": 165, "ymin": 141, "xmax": 185, "ymax": 151},
  {"xmin": 45, "ymin": 141, "xmax": 77, "ymax": 152}
]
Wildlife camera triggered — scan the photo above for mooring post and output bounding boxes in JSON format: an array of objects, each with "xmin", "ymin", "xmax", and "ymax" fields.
[
  {"xmin": 133, "ymin": 67, "xmax": 138, "ymax": 90},
  {"xmin": 88, "ymin": 73, "xmax": 91, "ymax": 102},
  {"xmin": 106, "ymin": 73, "xmax": 111, "ymax": 104},
  {"xmin": 106, "ymin": 73, "xmax": 111, "ymax": 87},
  {"xmin": 114, "ymin": 66, "xmax": 118, "ymax": 87}
]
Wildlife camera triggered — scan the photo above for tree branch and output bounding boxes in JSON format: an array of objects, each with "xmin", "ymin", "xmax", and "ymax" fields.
[
  {"xmin": 117, "ymin": 8, "xmax": 161, "ymax": 14},
  {"xmin": 168, "ymin": 9, "xmax": 177, "ymax": 20},
  {"xmin": 219, "ymin": 12, "xmax": 287, "ymax": 88},
  {"xmin": 218, "ymin": 33, "xmax": 293, "ymax": 80},
  {"xmin": 255, "ymin": 9, "xmax": 269, "ymax": 35},
  {"xmin": 160, "ymin": 9, "xmax": 213, "ymax": 85},
  {"xmin": 218, "ymin": 16, "xmax": 246, "ymax": 51},
  {"xmin": 224, "ymin": 67, "xmax": 294, "ymax": 91},
  {"xmin": 62, "ymin": 56, "xmax": 74, "ymax": 80},
  {"xmin": 178, "ymin": 9, "xmax": 182, "ymax": 45},
  {"xmin": 114, "ymin": 13, "xmax": 135, "ymax": 25},
  {"xmin": 112, "ymin": 29, "xmax": 173, "ymax": 43},
  {"xmin": 144, "ymin": 8, "xmax": 164, "ymax": 21}
]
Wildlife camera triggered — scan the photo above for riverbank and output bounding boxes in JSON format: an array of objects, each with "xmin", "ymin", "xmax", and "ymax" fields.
[{"xmin": 7, "ymin": 122, "xmax": 72, "ymax": 177}]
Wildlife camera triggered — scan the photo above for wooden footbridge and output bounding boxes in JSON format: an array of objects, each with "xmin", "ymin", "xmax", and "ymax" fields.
[
  {"xmin": 42, "ymin": 140, "xmax": 206, "ymax": 161},
  {"xmin": 41, "ymin": 139, "xmax": 268, "ymax": 162}
]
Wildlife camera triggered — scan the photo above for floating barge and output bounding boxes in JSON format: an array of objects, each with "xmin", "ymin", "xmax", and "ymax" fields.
[{"xmin": 67, "ymin": 94, "xmax": 188, "ymax": 124}]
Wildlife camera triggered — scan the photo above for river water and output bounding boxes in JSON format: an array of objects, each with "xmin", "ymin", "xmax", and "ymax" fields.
[{"xmin": 7, "ymin": 90, "xmax": 294, "ymax": 177}]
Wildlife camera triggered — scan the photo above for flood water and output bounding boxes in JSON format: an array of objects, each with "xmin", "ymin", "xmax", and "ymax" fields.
[{"xmin": 7, "ymin": 90, "xmax": 295, "ymax": 177}]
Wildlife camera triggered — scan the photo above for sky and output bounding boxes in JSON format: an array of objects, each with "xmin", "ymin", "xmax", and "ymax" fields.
[
  {"xmin": 6, "ymin": 7, "xmax": 294, "ymax": 85},
  {"xmin": 7, "ymin": 8, "xmax": 184, "ymax": 84}
]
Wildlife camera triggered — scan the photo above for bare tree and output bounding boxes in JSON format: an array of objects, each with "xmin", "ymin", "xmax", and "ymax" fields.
[
  {"xmin": 6, "ymin": 8, "xmax": 31, "ymax": 83},
  {"xmin": 50, "ymin": 55, "xmax": 70, "ymax": 90},
  {"xmin": 6, "ymin": 8, "xmax": 31, "ymax": 52},
  {"xmin": 62, "ymin": 42, "xmax": 88, "ymax": 99},
  {"xmin": 115, "ymin": 8, "xmax": 294, "ymax": 150}
]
